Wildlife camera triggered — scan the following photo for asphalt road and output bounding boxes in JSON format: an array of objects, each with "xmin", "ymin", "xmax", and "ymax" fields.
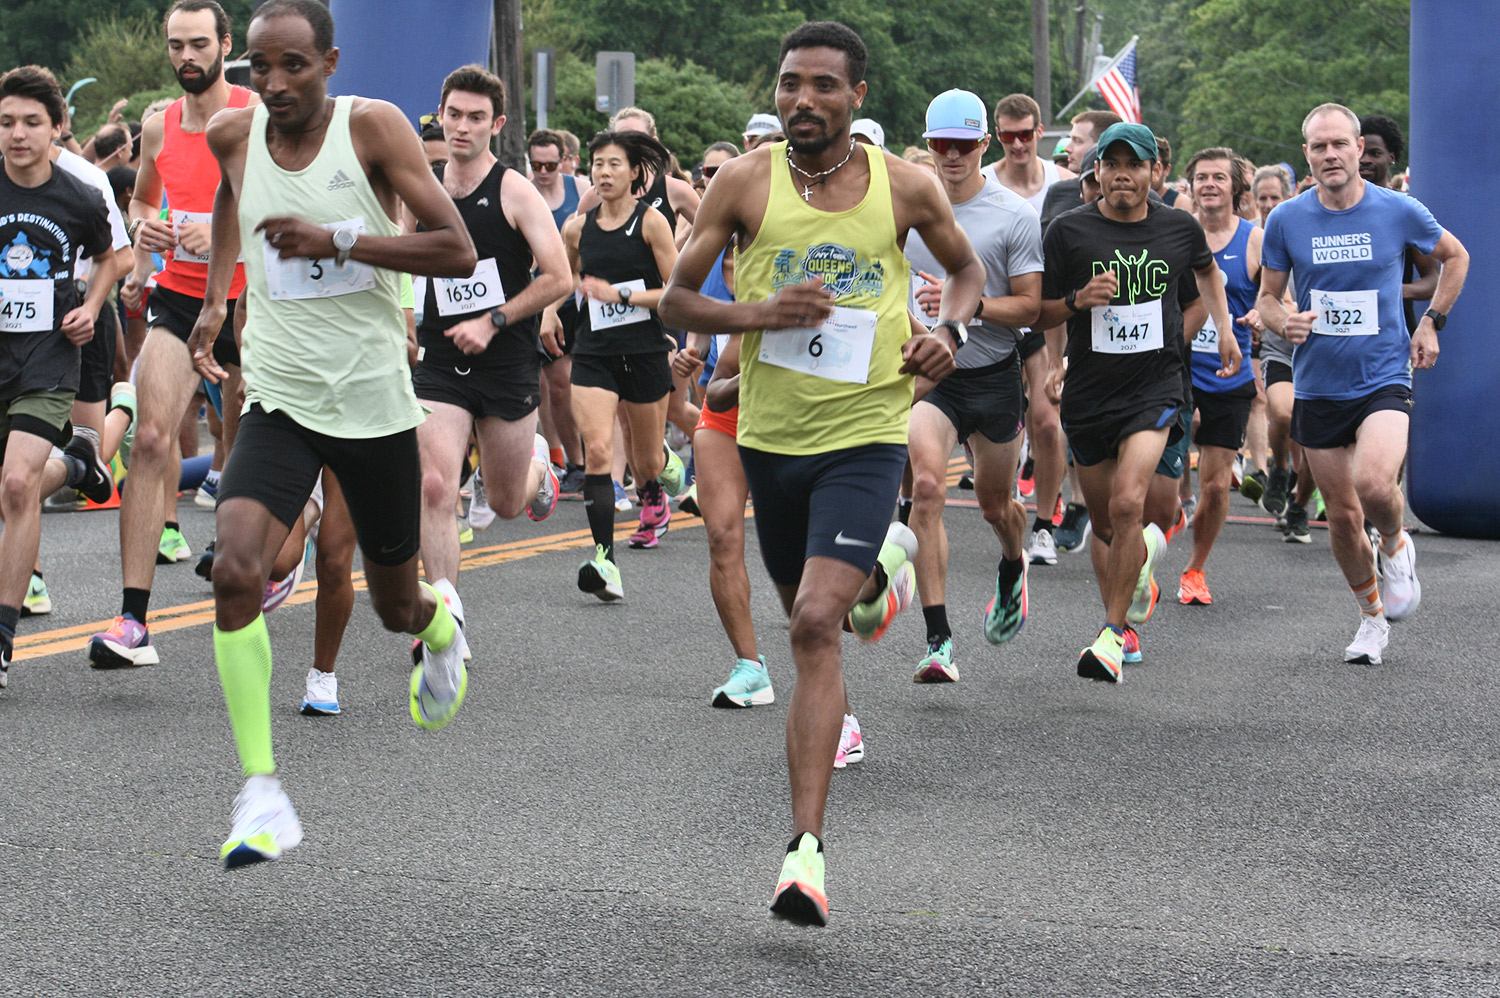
[{"xmin": 4, "ymin": 469, "xmax": 1498, "ymax": 997}]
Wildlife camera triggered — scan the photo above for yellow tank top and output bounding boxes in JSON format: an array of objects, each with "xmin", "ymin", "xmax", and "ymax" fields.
[
  {"xmin": 735, "ymin": 142, "xmax": 912, "ymax": 455},
  {"xmin": 237, "ymin": 96, "xmax": 421, "ymax": 438}
]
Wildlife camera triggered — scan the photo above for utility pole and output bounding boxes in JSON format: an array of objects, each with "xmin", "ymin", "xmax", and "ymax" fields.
[
  {"xmin": 1074, "ymin": 2, "xmax": 1089, "ymax": 93},
  {"xmin": 492, "ymin": 0, "xmax": 525, "ymax": 170},
  {"xmin": 1032, "ymin": 0, "xmax": 1052, "ymax": 124}
]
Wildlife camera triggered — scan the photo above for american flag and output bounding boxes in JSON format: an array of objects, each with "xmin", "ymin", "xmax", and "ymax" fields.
[{"xmin": 1095, "ymin": 40, "xmax": 1142, "ymax": 124}]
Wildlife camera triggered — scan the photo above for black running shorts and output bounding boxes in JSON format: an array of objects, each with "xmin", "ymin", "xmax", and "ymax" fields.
[
  {"xmin": 918, "ymin": 355, "xmax": 1026, "ymax": 445},
  {"xmin": 570, "ymin": 350, "xmax": 672, "ymax": 405},
  {"xmin": 413, "ymin": 359, "xmax": 541, "ymax": 421},
  {"xmin": 1291, "ymin": 384, "xmax": 1412, "ymax": 450},
  {"xmin": 1193, "ymin": 382, "xmax": 1256, "ymax": 451},
  {"xmin": 144, "ymin": 285, "xmax": 240, "ymax": 369},
  {"xmin": 1066, "ymin": 403, "xmax": 1183, "ymax": 468}
]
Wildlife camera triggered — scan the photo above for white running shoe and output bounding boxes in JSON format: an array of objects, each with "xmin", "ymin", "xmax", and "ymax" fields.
[
  {"xmin": 528, "ymin": 433, "xmax": 558, "ymax": 522},
  {"xmin": 300, "ymin": 668, "xmax": 340, "ymax": 715},
  {"xmin": 221, "ymin": 775, "xmax": 303, "ymax": 869},
  {"xmin": 1028, "ymin": 528, "xmax": 1057, "ymax": 566},
  {"xmin": 1343, "ymin": 614, "xmax": 1390, "ymax": 665},
  {"xmin": 833, "ymin": 713, "xmax": 864, "ymax": 769},
  {"xmin": 261, "ymin": 541, "xmax": 310, "ymax": 613},
  {"xmin": 1378, "ymin": 531, "xmax": 1421, "ymax": 621},
  {"xmin": 469, "ymin": 472, "xmax": 496, "ymax": 530}
]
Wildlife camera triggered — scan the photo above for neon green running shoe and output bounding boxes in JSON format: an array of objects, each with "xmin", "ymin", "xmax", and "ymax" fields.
[
  {"xmin": 22, "ymin": 573, "xmax": 51, "ymax": 616},
  {"xmin": 577, "ymin": 544, "xmax": 623, "ymax": 601},
  {"xmin": 659, "ymin": 445, "xmax": 687, "ymax": 498},
  {"xmin": 847, "ymin": 523, "xmax": 918, "ymax": 642},
  {"xmin": 220, "ymin": 775, "xmax": 303, "ymax": 869},
  {"xmin": 457, "ymin": 514, "xmax": 474, "ymax": 545},
  {"xmin": 1127, "ymin": 524, "xmax": 1165, "ymax": 624},
  {"xmin": 158, "ymin": 526, "xmax": 191, "ymax": 564},
  {"xmin": 770, "ymin": 832, "xmax": 828, "ymax": 926},
  {"xmin": 1311, "ymin": 487, "xmax": 1326, "ymax": 521},
  {"xmin": 409, "ymin": 640, "xmax": 469, "ymax": 731}
]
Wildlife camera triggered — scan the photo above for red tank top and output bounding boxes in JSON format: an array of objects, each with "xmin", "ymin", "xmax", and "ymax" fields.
[{"xmin": 153, "ymin": 85, "xmax": 252, "ymax": 299}]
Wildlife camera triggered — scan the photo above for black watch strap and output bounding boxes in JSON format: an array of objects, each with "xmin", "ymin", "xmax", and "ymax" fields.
[
  {"xmin": 490, "ymin": 307, "xmax": 508, "ymax": 330},
  {"xmin": 1065, "ymin": 288, "xmax": 1079, "ymax": 314},
  {"xmin": 1423, "ymin": 308, "xmax": 1446, "ymax": 331}
]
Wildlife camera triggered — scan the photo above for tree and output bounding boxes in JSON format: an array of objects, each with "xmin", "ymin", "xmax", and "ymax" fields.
[{"xmin": 64, "ymin": 14, "xmax": 176, "ymax": 135}]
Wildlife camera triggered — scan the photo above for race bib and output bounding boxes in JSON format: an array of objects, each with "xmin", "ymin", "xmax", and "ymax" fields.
[
  {"xmin": 172, "ymin": 210, "xmax": 213, "ymax": 263},
  {"xmin": 1091, "ymin": 298, "xmax": 1164, "ymax": 354},
  {"xmin": 263, "ymin": 218, "xmax": 377, "ymax": 301},
  {"xmin": 0, "ymin": 278, "xmax": 54, "ymax": 333},
  {"xmin": 434, "ymin": 257, "xmax": 506, "ymax": 317},
  {"xmin": 758, "ymin": 306, "xmax": 876, "ymax": 384},
  {"xmin": 1312, "ymin": 288, "xmax": 1378, "ymax": 337},
  {"xmin": 588, "ymin": 279, "xmax": 649, "ymax": 330},
  {"xmin": 1190, "ymin": 314, "xmax": 1220, "ymax": 354}
]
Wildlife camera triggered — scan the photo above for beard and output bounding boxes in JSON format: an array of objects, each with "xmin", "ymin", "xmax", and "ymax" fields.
[
  {"xmin": 177, "ymin": 52, "xmax": 223, "ymax": 95},
  {"xmin": 785, "ymin": 113, "xmax": 837, "ymax": 156}
]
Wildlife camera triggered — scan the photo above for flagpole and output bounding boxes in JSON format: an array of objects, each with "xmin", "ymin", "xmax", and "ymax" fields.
[{"xmin": 1054, "ymin": 34, "xmax": 1138, "ymax": 121}]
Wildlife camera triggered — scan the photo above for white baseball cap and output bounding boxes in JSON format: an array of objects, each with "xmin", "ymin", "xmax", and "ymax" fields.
[{"xmin": 851, "ymin": 118, "xmax": 885, "ymax": 149}]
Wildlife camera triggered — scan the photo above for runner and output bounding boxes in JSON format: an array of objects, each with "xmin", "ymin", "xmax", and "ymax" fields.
[
  {"xmin": 1248, "ymin": 163, "xmax": 1304, "ymax": 528},
  {"xmin": 1257, "ymin": 103, "xmax": 1469, "ymax": 665},
  {"xmin": 91, "ymin": 0, "xmax": 256, "ymax": 669},
  {"xmin": 555, "ymin": 129, "xmax": 686, "ymax": 598},
  {"xmin": 1037, "ymin": 123, "xmax": 1239, "ymax": 681},
  {"xmin": 414, "ymin": 65, "xmax": 570, "ymax": 639},
  {"xmin": 0, "ymin": 65, "xmax": 118, "ymax": 688},
  {"xmin": 1177, "ymin": 147, "xmax": 1261, "ymax": 605},
  {"xmin": 659, "ymin": 21, "xmax": 982, "ymax": 926},
  {"xmin": 982, "ymin": 93, "xmax": 1068, "ymax": 215},
  {"xmin": 187, "ymin": 0, "xmax": 479, "ymax": 866},
  {"xmin": 906, "ymin": 88, "xmax": 1042, "ymax": 683}
]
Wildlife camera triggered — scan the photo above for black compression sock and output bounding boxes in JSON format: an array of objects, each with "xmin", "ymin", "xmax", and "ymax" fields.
[
  {"xmin": 165, "ymin": 521, "xmax": 179, "ymax": 533},
  {"xmin": 582, "ymin": 474, "xmax": 616, "ymax": 561},
  {"xmin": 0, "ymin": 604, "xmax": 19, "ymax": 640},
  {"xmin": 922, "ymin": 604, "xmax": 950, "ymax": 643},
  {"xmin": 999, "ymin": 555, "xmax": 1024, "ymax": 591},
  {"xmin": 1032, "ymin": 516, "xmax": 1050, "ymax": 534},
  {"xmin": 121, "ymin": 588, "xmax": 150, "ymax": 623}
]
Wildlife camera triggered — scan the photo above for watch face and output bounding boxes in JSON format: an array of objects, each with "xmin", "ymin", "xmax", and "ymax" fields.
[{"xmin": 333, "ymin": 228, "xmax": 357, "ymax": 251}]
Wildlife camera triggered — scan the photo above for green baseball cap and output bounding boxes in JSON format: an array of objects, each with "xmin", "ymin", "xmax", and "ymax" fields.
[{"xmin": 1096, "ymin": 122, "xmax": 1159, "ymax": 162}]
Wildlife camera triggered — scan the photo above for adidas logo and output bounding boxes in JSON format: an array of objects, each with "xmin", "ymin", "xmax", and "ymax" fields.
[{"xmin": 326, "ymin": 169, "xmax": 356, "ymax": 191}]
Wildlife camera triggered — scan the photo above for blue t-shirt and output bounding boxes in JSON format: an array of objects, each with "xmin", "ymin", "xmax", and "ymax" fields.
[
  {"xmin": 698, "ymin": 247, "xmax": 733, "ymax": 386},
  {"xmin": 1261, "ymin": 184, "xmax": 1442, "ymax": 400},
  {"xmin": 1191, "ymin": 217, "xmax": 1257, "ymax": 395}
]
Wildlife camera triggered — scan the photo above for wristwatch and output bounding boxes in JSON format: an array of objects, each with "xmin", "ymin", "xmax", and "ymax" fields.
[
  {"xmin": 934, "ymin": 319, "xmax": 967, "ymax": 349},
  {"xmin": 489, "ymin": 307, "xmax": 508, "ymax": 330},
  {"xmin": 1423, "ymin": 308, "xmax": 1446, "ymax": 331},
  {"xmin": 331, "ymin": 226, "xmax": 359, "ymax": 267},
  {"xmin": 974, "ymin": 297, "xmax": 986, "ymax": 321},
  {"xmin": 1064, "ymin": 288, "xmax": 1079, "ymax": 314},
  {"xmin": 617, "ymin": 286, "xmax": 633, "ymax": 306}
]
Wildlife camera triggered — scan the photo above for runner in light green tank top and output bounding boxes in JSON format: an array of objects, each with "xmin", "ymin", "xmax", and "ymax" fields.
[{"xmin": 185, "ymin": 0, "xmax": 479, "ymax": 871}]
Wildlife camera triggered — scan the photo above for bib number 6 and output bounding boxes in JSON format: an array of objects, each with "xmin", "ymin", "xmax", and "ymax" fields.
[{"xmin": 808, "ymin": 333, "xmax": 823, "ymax": 358}]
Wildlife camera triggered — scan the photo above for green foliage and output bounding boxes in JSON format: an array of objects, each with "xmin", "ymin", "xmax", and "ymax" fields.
[{"xmin": 64, "ymin": 14, "xmax": 176, "ymax": 134}]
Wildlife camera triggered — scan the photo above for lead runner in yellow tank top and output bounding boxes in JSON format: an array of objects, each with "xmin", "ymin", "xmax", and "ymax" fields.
[
  {"xmin": 183, "ymin": 0, "xmax": 481, "ymax": 871},
  {"xmin": 659, "ymin": 20, "xmax": 986, "ymax": 928}
]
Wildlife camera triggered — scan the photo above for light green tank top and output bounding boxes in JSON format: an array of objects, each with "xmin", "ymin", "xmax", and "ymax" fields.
[{"xmin": 237, "ymin": 96, "xmax": 421, "ymax": 438}]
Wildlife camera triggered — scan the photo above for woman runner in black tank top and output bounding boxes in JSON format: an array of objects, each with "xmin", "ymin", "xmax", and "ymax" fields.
[{"xmin": 556, "ymin": 129, "xmax": 686, "ymax": 593}]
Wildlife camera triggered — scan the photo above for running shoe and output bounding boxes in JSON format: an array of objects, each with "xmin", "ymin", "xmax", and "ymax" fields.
[
  {"xmin": 0, "ymin": 643, "xmax": 9, "ymax": 689},
  {"xmin": 469, "ymin": 472, "xmax": 496, "ymax": 530},
  {"xmin": 983, "ymin": 562, "xmax": 1028, "ymax": 645},
  {"xmin": 637, "ymin": 486, "xmax": 671, "ymax": 539},
  {"xmin": 676, "ymin": 484, "xmax": 700, "ymax": 517},
  {"xmin": 1165, "ymin": 504, "xmax": 1189, "ymax": 544},
  {"xmin": 833, "ymin": 713, "xmax": 864, "ymax": 768},
  {"xmin": 527, "ymin": 433, "xmax": 558, "ymax": 521},
  {"xmin": 221, "ymin": 774, "xmax": 303, "ymax": 869},
  {"xmin": 613, "ymin": 480, "xmax": 633, "ymax": 512},
  {"xmin": 1178, "ymin": 569, "xmax": 1213, "ymax": 606},
  {"xmin": 846, "ymin": 523, "xmax": 918, "ymax": 643},
  {"xmin": 1127, "ymin": 524, "xmax": 1166, "ymax": 624},
  {"xmin": 770, "ymin": 833, "xmax": 828, "ymax": 927},
  {"xmin": 195, "ymin": 478, "xmax": 219, "ymax": 509},
  {"xmin": 1262, "ymin": 466, "xmax": 1290, "ymax": 518},
  {"xmin": 626, "ymin": 524, "xmax": 660, "ymax": 549},
  {"xmin": 1180, "ymin": 494, "xmax": 1198, "ymax": 525},
  {"xmin": 1239, "ymin": 468, "xmax": 1267, "ymax": 506},
  {"xmin": 1344, "ymin": 615, "xmax": 1390, "ymax": 665},
  {"xmin": 195, "ymin": 539, "xmax": 216, "ymax": 581},
  {"xmin": 1017, "ymin": 457, "xmax": 1035, "ymax": 498},
  {"xmin": 261, "ymin": 541, "xmax": 310, "ymax": 613},
  {"xmin": 300, "ymin": 667, "xmax": 340, "ymax": 715},
  {"xmin": 88, "ymin": 615, "xmax": 159, "ymax": 668},
  {"xmin": 111, "ymin": 382, "xmax": 137, "ymax": 469},
  {"xmin": 712, "ymin": 655, "xmax": 774, "ymax": 707},
  {"xmin": 658, "ymin": 446, "xmax": 688, "ymax": 498},
  {"xmin": 22, "ymin": 573, "xmax": 51, "ymax": 617},
  {"xmin": 409, "ymin": 630, "xmax": 469, "ymax": 731},
  {"xmin": 158, "ymin": 526, "xmax": 192, "ymax": 564},
  {"xmin": 1051, "ymin": 495, "xmax": 1066, "ymax": 527},
  {"xmin": 958, "ymin": 473, "xmax": 974, "ymax": 490},
  {"xmin": 1311, "ymin": 488, "xmax": 1326, "ymax": 522},
  {"xmin": 457, "ymin": 514, "xmax": 474, "ymax": 545},
  {"xmin": 1379, "ymin": 531, "xmax": 1422, "ymax": 621},
  {"xmin": 577, "ymin": 544, "xmax": 624, "ymax": 601},
  {"xmin": 1077, "ymin": 626, "xmax": 1125, "ymax": 682},
  {"xmin": 1122, "ymin": 625, "xmax": 1142, "ymax": 665},
  {"xmin": 1230, "ymin": 455, "xmax": 1244, "ymax": 489},
  {"xmin": 63, "ymin": 430, "xmax": 113, "ymax": 505},
  {"xmin": 1283, "ymin": 503, "xmax": 1311, "ymax": 543},
  {"xmin": 1367, "ymin": 524, "xmax": 1382, "ymax": 579},
  {"xmin": 913, "ymin": 637, "xmax": 958, "ymax": 683},
  {"xmin": 1028, "ymin": 527, "xmax": 1057, "ymax": 566},
  {"xmin": 558, "ymin": 464, "xmax": 586, "ymax": 500},
  {"xmin": 1054, "ymin": 503, "xmax": 1090, "ymax": 552}
]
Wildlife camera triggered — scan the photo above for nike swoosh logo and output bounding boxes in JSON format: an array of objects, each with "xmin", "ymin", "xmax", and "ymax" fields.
[
  {"xmin": 1223, "ymin": 254, "xmax": 1238, "ymax": 259},
  {"xmin": 833, "ymin": 531, "xmax": 876, "ymax": 548},
  {"xmin": 625, "ymin": 218, "xmax": 638, "ymax": 236}
]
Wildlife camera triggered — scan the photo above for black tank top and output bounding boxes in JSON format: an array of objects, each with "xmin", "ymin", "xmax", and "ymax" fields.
[
  {"xmin": 642, "ymin": 171, "xmax": 675, "ymax": 235},
  {"xmin": 419, "ymin": 161, "xmax": 537, "ymax": 370},
  {"xmin": 576, "ymin": 200, "xmax": 669, "ymax": 356}
]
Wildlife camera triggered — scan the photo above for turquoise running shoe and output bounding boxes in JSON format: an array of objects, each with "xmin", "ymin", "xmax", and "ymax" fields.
[
  {"xmin": 983, "ymin": 561, "xmax": 1028, "ymax": 645},
  {"xmin": 712, "ymin": 655, "xmax": 774, "ymax": 707},
  {"xmin": 912, "ymin": 637, "xmax": 957, "ymax": 683}
]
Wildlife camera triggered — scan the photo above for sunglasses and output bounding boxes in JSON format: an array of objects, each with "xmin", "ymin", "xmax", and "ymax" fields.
[
  {"xmin": 530, "ymin": 160, "xmax": 560, "ymax": 173},
  {"xmin": 998, "ymin": 128, "xmax": 1037, "ymax": 144},
  {"xmin": 703, "ymin": 165, "xmax": 721, "ymax": 179},
  {"xmin": 928, "ymin": 137, "xmax": 982, "ymax": 156}
]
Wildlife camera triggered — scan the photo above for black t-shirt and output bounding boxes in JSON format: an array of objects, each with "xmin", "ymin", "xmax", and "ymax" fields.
[
  {"xmin": 1042, "ymin": 199, "xmax": 1211, "ymax": 427},
  {"xmin": 575, "ymin": 201, "xmax": 671, "ymax": 356},
  {"xmin": 0, "ymin": 164, "xmax": 111, "ymax": 398},
  {"xmin": 419, "ymin": 162, "xmax": 539, "ymax": 372}
]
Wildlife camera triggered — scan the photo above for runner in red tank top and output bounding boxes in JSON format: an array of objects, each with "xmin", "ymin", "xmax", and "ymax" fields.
[{"xmin": 91, "ymin": 0, "xmax": 260, "ymax": 670}]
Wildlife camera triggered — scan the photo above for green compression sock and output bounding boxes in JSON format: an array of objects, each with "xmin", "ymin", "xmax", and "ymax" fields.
[
  {"xmin": 414, "ymin": 582, "xmax": 456, "ymax": 652},
  {"xmin": 214, "ymin": 614, "xmax": 275, "ymax": 777}
]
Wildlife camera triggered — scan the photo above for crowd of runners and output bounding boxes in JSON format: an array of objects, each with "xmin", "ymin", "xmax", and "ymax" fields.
[{"xmin": 0, "ymin": 0, "xmax": 1468, "ymax": 926}]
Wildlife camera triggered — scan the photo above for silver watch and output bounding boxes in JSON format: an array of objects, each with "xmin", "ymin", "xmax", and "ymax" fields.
[{"xmin": 331, "ymin": 226, "xmax": 359, "ymax": 267}]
